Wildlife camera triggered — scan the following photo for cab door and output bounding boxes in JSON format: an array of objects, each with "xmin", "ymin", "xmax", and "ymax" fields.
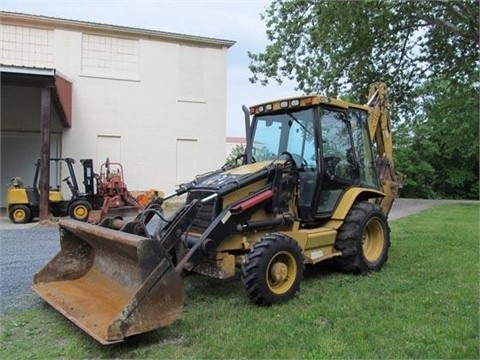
[{"xmin": 316, "ymin": 108, "xmax": 359, "ymax": 215}]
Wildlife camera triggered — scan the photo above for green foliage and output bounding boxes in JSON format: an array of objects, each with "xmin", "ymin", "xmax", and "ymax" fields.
[
  {"xmin": 395, "ymin": 78, "xmax": 479, "ymax": 199},
  {"xmin": 1, "ymin": 204, "xmax": 478, "ymax": 358},
  {"xmin": 249, "ymin": 0, "xmax": 479, "ymax": 199},
  {"xmin": 394, "ymin": 123, "xmax": 437, "ymax": 198},
  {"xmin": 249, "ymin": 0, "xmax": 479, "ymax": 106},
  {"xmin": 224, "ymin": 143, "xmax": 279, "ymax": 168},
  {"xmin": 225, "ymin": 143, "xmax": 246, "ymax": 163},
  {"xmin": 224, "ymin": 143, "xmax": 246, "ymax": 169}
]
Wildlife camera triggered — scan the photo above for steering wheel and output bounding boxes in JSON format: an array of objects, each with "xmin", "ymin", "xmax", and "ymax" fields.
[
  {"xmin": 323, "ymin": 156, "xmax": 341, "ymax": 179},
  {"xmin": 281, "ymin": 152, "xmax": 308, "ymax": 170}
]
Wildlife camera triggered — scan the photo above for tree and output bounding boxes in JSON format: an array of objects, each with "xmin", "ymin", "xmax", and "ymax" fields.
[
  {"xmin": 224, "ymin": 144, "xmax": 247, "ymax": 169},
  {"xmin": 394, "ymin": 122, "xmax": 437, "ymax": 198},
  {"xmin": 249, "ymin": 0, "xmax": 479, "ymax": 199},
  {"xmin": 249, "ymin": 0, "xmax": 479, "ymax": 109},
  {"xmin": 395, "ymin": 78, "xmax": 479, "ymax": 199}
]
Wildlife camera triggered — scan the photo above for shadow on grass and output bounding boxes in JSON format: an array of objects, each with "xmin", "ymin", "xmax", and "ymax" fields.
[{"xmin": 304, "ymin": 258, "xmax": 338, "ymax": 279}]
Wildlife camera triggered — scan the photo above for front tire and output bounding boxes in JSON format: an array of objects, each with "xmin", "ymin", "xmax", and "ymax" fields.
[
  {"xmin": 9, "ymin": 205, "xmax": 32, "ymax": 224},
  {"xmin": 68, "ymin": 200, "xmax": 92, "ymax": 221},
  {"xmin": 241, "ymin": 233, "xmax": 304, "ymax": 305},
  {"xmin": 334, "ymin": 201, "xmax": 390, "ymax": 273}
]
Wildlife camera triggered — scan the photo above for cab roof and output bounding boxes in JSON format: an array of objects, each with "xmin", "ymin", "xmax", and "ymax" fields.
[{"xmin": 249, "ymin": 94, "xmax": 369, "ymax": 115}]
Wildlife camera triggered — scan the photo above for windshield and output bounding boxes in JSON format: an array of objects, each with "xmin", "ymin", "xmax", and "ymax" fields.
[{"xmin": 250, "ymin": 108, "xmax": 317, "ymax": 169}]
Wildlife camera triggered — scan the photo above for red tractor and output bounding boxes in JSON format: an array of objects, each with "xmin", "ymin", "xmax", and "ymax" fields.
[{"xmin": 87, "ymin": 159, "xmax": 150, "ymax": 223}]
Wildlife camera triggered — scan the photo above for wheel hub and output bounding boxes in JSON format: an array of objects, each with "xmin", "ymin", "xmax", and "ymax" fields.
[
  {"xmin": 14, "ymin": 210, "xmax": 25, "ymax": 220},
  {"xmin": 75, "ymin": 207, "xmax": 87, "ymax": 217},
  {"xmin": 270, "ymin": 261, "xmax": 288, "ymax": 282},
  {"xmin": 362, "ymin": 218, "xmax": 384, "ymax": 262}
]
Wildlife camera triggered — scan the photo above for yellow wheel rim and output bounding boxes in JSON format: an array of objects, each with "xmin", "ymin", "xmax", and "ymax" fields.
[
  {"xmin": 73, "ymin": 205, "xmax": 88, "ymax": 220},
  {"xmin": 362, "ymin": 218, "xmax": 385, "ymax": 263},
  {"xmin": 13, "ymin": 209, "xmax": 26, "ymax": 222},
  {"xmin": 266, "ymin": 251, "xmax": 297, "ymax": 294}
]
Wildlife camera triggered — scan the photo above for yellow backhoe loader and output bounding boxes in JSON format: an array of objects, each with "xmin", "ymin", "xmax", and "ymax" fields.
[{"xmin": 33, "ymin": 83, "xmax": 403, "ymax": 344}]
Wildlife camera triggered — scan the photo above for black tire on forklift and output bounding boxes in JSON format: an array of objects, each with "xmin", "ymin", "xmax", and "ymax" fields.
[
  {"xmin": 334, "ymin": 201, "xmax": 390, "ymax": 273},
  {"xmin": 68, "ymin": 200, "xmax": 92, "ymax": 222},
  {"xmin": 8, "ymin": 204, "xmax": 32, "ymax": 224},
  {"xmin": 241, "ymin": 233, "xmax": 304, "ymax": 305}
]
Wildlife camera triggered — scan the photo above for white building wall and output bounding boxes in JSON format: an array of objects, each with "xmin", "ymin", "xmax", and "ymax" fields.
[
  {"xmin": 60, "ymin": 34, "xmax": 228, "ymax": 192},
  {"xmin": 1, "ymin": 15, "xmax": 232, "ymax": 196}
]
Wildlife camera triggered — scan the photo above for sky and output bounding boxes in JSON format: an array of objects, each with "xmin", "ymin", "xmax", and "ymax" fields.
[{"xmin": 1, "ymin": 0, "xmax": 298, "ymax": 137}]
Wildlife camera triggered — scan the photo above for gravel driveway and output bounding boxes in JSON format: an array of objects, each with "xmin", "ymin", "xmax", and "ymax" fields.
[
  {"xmin": 0, "ymin": 225, "xmax": 59, "ymax": 314},
  {"xmin": 0, "ymin": 199, "xmax": 476, "ymax": 315},
  {"xmin": 388, "ymin": 198, "xmax": 476, "ymax": 220}
]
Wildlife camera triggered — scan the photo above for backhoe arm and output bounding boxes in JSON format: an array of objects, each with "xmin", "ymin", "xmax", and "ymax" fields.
[{"xmin": 367, "ymin": 83, "xmax": 405, "ymax": 216}]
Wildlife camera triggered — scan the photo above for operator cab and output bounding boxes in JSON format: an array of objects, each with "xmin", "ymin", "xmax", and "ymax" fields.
[{"xmin": 247, "ymin": 96, "xmax": 379, "ymax": 221}]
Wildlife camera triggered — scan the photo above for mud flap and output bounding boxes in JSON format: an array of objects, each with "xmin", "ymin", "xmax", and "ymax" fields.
[{"xmin": 32, "ymin": 219, "xmax": 185, "ymax": 344}]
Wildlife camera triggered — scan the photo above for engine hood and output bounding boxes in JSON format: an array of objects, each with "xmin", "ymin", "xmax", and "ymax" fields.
[{"xmin": 196, "ymin": 160, "xmax": 281, "ymax": 189}]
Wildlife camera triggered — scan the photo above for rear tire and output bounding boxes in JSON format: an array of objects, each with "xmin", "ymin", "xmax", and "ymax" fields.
[
  {"xmin": 68, "ymin": 200, "xmax": 92, "ymax": 221},
  {"xmin": 334, "ymin": 201, "xmax": 390, "ymax": 273},
  {"xmin": 9, "ymin": 205, "xmax": 32, "ymax": 224},
  {"xmin": 241, "ymin": 233, "xmax": 304, "ymax": 305}
]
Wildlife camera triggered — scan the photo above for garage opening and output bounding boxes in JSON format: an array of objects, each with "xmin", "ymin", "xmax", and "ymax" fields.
[{"xmin": 1, "ymin": 65, "xmax": 72, "ymax": 220}]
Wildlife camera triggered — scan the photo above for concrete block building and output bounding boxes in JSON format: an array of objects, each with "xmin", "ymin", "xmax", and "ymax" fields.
[{"xmin": 0, "ymin": 12, "xmax": 234, "ymax": 207}]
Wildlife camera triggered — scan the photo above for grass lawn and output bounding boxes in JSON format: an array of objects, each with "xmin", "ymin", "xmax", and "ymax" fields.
[{"xmin": 1, "ymin": 203, "xmax": 479, "ymax": 359}]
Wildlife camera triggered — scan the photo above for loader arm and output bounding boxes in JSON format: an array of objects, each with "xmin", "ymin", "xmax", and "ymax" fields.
[
  {"xmin": 167, "ymin": 161, "xmax": 296, "ymax": 274},
  {"xmin": 366, "ymin": 83, "xmax": 404, "ymax": 216},
  {"xmin": 32, "ymin": 160, "xmax": 295, "ymax": 344}
]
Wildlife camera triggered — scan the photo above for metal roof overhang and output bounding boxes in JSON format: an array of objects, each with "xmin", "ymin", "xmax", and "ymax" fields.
[
  {"xmin": 1, "ymin": 12, "xmax": 235, "ymax": 49},
  {"xmin": 1, "ymin": 64, "xmax": 72, "ymax": 128}
]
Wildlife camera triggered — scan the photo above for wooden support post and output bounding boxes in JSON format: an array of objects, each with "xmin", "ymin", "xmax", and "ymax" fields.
[{"xmin": 39, "ymin": 87, "xmax": 51, "ymax": 222}]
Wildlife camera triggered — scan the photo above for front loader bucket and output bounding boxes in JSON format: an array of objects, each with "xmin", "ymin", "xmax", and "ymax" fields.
[{"xmin": 32, "ymin": 219, "xmax": 185, "ymax": 344}]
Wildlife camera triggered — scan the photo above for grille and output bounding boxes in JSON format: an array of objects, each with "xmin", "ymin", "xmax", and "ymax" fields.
[{"xmin": 186, "ymin": 190, "xmax": 219, "ymax": 234}]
